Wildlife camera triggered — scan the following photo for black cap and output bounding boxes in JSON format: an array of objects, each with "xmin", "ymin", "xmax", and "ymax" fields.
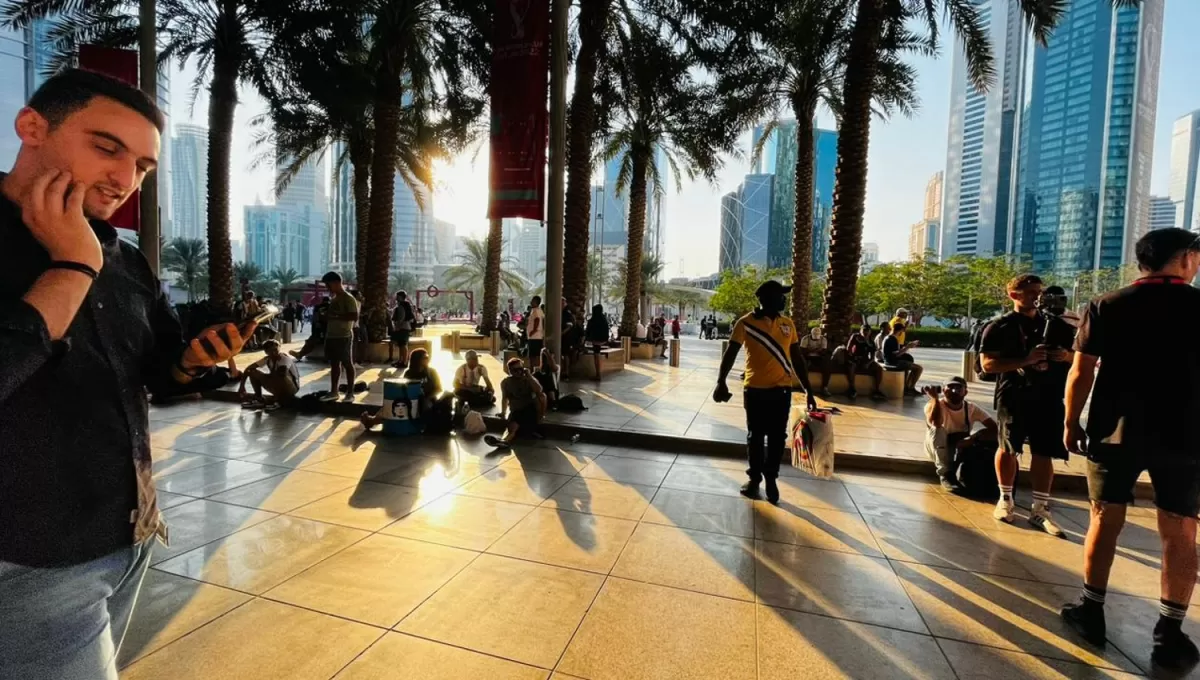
[
  {"xmin": 754, "ymin": 280, "xmax": 792, "ymax": 299},
  {"xmin": 321, "ymin": 271, "xmax": 342, "ymax": 284}
]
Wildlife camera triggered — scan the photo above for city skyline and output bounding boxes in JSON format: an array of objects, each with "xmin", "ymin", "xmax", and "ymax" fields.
[{"xmin": 1171, "ymin": 110, "xmax": 1200, "ymax": 231}]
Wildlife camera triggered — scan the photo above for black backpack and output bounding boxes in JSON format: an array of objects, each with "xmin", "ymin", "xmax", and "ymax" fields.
[
  {"xmin": 556, "ymin": 394, "xmax": 587, "ymax": 412},
  {"xmin": 971, "ymin": 320, "xmax": 998, "ymax": 382},
  {"xmin": 951, "ymin": 433, "xmax": 1004, "ymax": 500}
]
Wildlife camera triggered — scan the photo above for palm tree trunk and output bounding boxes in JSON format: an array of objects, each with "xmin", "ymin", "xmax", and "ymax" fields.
[
  {"xmin": 350, "ymin": 138, "xmax": 372, "ymax": 286},
  {"xmin": 364, "ymin": 71, "xmax": 403, "ymax": 342},
  {"xmin": 205, "ymin": 60, "xmax": 238, "ymax": 313},
  {"xmin": 790, "ymin": 99, "xmax": 817, "ymax": 326},
  {"xmin": 619, "ymin": 148, "xmax": 650, "ymax": 337},
  {"xmin": 562, "ymin": 0, "xmax": 611, "ymax": 318},
  {"xmin": 481, "ymin": 218, "xmax": 503, "ymax": 333},
  {"xmin": 821, "ymin": 0, "xmax": 885, "ymax": 345}
]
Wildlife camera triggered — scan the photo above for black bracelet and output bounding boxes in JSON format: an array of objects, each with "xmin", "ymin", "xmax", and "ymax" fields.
[{"xmin": 46, "ymin": 261, "xmax": 100, "ymax": 281}]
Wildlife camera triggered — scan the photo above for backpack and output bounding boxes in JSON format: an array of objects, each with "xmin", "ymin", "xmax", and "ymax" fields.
[
  {"xmin": 970, "ymin": 320, "xmax": 998, "ymax": 382},
  {"xmin": 952, "ymin": 434, "xmax": 1004, "ymax": 500},
  {"xmin": 556, "ymin": 393, "xmax": 587, "ymax": 412}
]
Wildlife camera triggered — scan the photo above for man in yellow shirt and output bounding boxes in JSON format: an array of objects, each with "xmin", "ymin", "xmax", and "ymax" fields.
[
  {"xmin": 714, "ymin": 280, "xmax": 818, "ymax": 504},
  {"xmin": 889, "ymin": 308, "xmax": 910, "ymax": 344}
]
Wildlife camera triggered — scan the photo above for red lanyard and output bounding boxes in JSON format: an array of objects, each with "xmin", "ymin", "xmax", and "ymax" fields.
[{"xmin": 1133, "ymin": 276, "xmax": 1189, "ymax": 286}]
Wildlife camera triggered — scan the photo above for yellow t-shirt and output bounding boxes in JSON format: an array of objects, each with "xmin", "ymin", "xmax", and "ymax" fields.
[
  {"xmin": 730, "ymin": 312, "xmax": 800, "ymax": 389},
  {"xmin": 889, "ymin": 316, "xmax": 907, "ymax": 344}
]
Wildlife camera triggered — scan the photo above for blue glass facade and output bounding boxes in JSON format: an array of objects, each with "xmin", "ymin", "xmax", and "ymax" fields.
[
  {"xmin": 1011, "ymin": 0, "xmax": 1162, "ymax": 278},
  {"xmin": 739, "ymin": 174, "xmax": 774, "ymax": 269}
]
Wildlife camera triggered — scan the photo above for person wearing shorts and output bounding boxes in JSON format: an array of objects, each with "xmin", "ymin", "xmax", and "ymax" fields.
[
  {"xmin": 237, "ymin": 340, "xmax": 300, "ymax": 410},
  {"xmin": 526, "ymin": 295, "xmax": 545, "ymax": 370},
  {"xmin": 320, "ymin": 272, "xmax": 358, "ymax": 402},
  {"xmin": 1060, "ymin": 228, "xmax": 1200, "ymax": 672},
  {"xmin": 980, "ymin": 274, "xmax": 1073, "ymax": 536},
  {"xmin": 389, "ymin": 290, "xmax": 414, "ymax": 368},
  {"xmin": 486, "ymin": 358, "xmax": 544, "ymax": 449}
]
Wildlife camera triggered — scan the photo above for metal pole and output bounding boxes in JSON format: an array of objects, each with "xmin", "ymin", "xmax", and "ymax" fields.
[
  {"xmin": 545, "ymin": 0, "xmax": 567, "ymax": 364},
  {"xmin": 137, "ymin": 0, "xmax": 160, "ymax": 275}
]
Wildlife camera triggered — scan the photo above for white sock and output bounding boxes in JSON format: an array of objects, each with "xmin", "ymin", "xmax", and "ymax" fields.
[
  {"xmin": 1032, "ymin": 491, "xmax": 1051, "ymax": 511},
  {"xmin": 999, "ymin": 485, "xmax": 1014, "ymax": 503}
]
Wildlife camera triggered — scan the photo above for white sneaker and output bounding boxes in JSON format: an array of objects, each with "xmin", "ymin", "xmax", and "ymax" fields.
[
  {"xmin": 318, "ymin": 392, "xmax": 337, "ymax": 403},
  {"xmin": 1029, "ymin": 506, "xmax": 1065, "ymax": 537},
  {"xmin": 993, "ymin": 498, "xmax": 1016, "ymax": 523}
]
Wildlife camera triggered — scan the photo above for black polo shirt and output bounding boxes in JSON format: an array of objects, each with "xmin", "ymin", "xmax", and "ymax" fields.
[
  {"xmin": 980, "ymin": 311, "xmax": 1048, "ymax": 410},
  {"xmin": 1075, "ymin": 277, "xmax": 1200, "ymax": 455},
  {"xmin": 0, "ymin": 185, "xmax": 200, "ymax": 567}
]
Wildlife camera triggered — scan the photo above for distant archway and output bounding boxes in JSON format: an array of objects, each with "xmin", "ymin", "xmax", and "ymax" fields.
[{"xmin": 415, "ymin": 286, "xmax": 476, "ymax": 320}]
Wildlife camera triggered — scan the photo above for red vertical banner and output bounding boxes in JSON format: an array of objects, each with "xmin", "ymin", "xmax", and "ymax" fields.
[
  {"xmin": 78, "ymin": 45, "xmax": 141, "ymax": 231},
  {"xmin": 487, "ymin": 0, "xmax": 550, "ymax": 220}
]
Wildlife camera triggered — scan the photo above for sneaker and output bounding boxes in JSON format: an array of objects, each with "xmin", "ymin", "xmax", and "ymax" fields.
[
  {"xmin": 341, "ymin": 392, "xmax": 356, "ymax": 402},
  {"xmin": 765, "ymin": 478, "xmax": 780, "ymax": 505},
  {"xmin": 484, "ymin": 434, "xmax": 510, "ymax": 450},
  {"xmin": 263, "ymin": 402, "xmax": 281, "ymax": 412},
  {"xmin": 818, "ymin": 387, "xmax": 832, "ymax": 398},
  {"xmin": 1029, "ymin": 506, "xmax": 1065, "ymax": 538},
  {"xmin": 1153, "ymin": 629, "xmax": 1200, "ymax": 673},
  {"xmin": 241, "ymin": 399, "xmax": 265, "ymax": 410},
  {"xmin": 846, "ymin": 388, "xmax": 858, "ymax": 399},
  {"xmin": 871, "ymin": 391, "xmax": 888, "ymax": 401},
  {"xmin": 318, "ymin": 392, "xmax": 337, "ymax": 403},
  {"xmin": 993, "ymin": 497, "xmax": 1016, "ymax": 523},
  {"xmin": 904, "ymin": 387, "xmax": 922, "ymax": 397},
  {"xmin": 1060, "ymin": 600, "xmax": 1107, "ymax": 647},
  {"xmin": 939, "ymin": 476, "xmax": 964, "ymax": 494},
  {"xmin": 739, "ymin": 481, "xmax": 762, "ymax": 500}
]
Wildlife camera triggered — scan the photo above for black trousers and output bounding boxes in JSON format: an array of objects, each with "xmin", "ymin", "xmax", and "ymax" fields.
[{"xmin": 744, "ymin": 387, "xmax": 792, "ymax": 482}]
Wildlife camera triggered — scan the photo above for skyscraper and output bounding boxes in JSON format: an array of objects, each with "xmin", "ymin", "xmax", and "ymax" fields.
[
  {"xmin": 170, "ymin": 124, "xmax": 208, "ymax": 242},
  {"xmin": 941, "ymin": 0, "xmax": 1023, "ymax": 258},
  {"xmin": 719, "ymin": 191, "xmax": 742, "ymax": 273},
  {"xmin": 912, "ymin": 172, "xmax": 943, "ymax": 260},
  {"xmin": 329, "ymin": 142, "xmax": 356, "ymax": 274},
  {"xmin": 1011, "ymin": 0, "xmax": 1164, "ymax": 278},
  {"xmin": 924, "ymin": 171, "xmax": 943, "ymax": 221},
  {"xmin": 599, "ymin": 147, "xmax": 667, "ymax": 259},
  {"xmin": 392, "ymin": 176, "xmax": 435, "ymax": 282},
  {"xmin": 1169, "ymin": 110, "xmax": 1200, "ymax": 231},
  {"xmin": 244, "ymin": 204, "xmax": 302, "ymax": 274},
  {"xmin": 739, "ymin": 174, "xmax": 774, "ymax": 269},
  {"xmin": 517, "ymin": 221, "xmax": 546, "ymax": 280},
  {"xmin": 433, "ymin": 218, "xmax": 457, "ymax": 265},
  {"xmin": 276, "ymin": 154, "xmax": 329, "ymax": 276},
  {"xmin": 1149, "ymin": 196, "xmax": 1176, "ymax": 231}
]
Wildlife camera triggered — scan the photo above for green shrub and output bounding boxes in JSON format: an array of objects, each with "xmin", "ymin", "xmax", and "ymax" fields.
[{"xmin": 905, "ymin": 326, "xmax": 970, "ymax": 348}]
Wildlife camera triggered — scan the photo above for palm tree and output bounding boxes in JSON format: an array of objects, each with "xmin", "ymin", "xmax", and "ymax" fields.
[
  {"xmin": 609, "ymin": 254, "xmax": 666, "ymax": 323},
  {"xmin": 360, "ymin": 0, "xmax": 489, "ymax": 342},
  {"xmin": 269, "ymin": 267, "xmax": 300, "ymax": 297},
  {"xmin": 444, "ymin": 237, "xmax": 526, "ymax": 303},
  {"xmin": 162, "ymin": 237, "xmax": 208, "ymax": 301},
  {"xmin": 596, "ymin": 12, "xmax": 759, "ymax": 337},
  {"xmin": 480, "ymin": 218, "xmax": 503, "ymax": 333},
  {"xmin": 820, "ymin": 0, "xmax": 1065, "ymax": 343},
  {"xmin": 562, "ymin": 0, "xmax": 615, "ymax": 319},
  {"xmin": 391, "ymin": 270, "xmax": 421, "ymax": 295},
  {"xmin": 3, "ymin": 0, "xmax": 293, "ymax": 314},
  {"xmin": 234, "ymin": 261, "xmax": 264, "ymax": 297}
]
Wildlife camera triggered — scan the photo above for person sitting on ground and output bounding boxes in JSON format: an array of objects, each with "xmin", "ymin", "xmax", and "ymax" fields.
[
  {"xmin": 834, "ymin": 323, "xmax": 887, "ymax": 400},
  {"xmin": 799, "ymin": 326, "xmax": 834, "ymax": 397},
  {"xmin": 453, "ymin": 350, "xmax": 495, "ymax": 408},
  {"xmin": 881, "ymin": 322, "xmax": 924, "ymax": 395},
  {"xmin": 584, "ymin": 303, "xmax": 611, "ymax": 381},
  {"xmin": 291, "ymin": 296, "xmax": 329, "ymax": 360},
  {"xmin": 485, "ymin": 358, "xmax": 545, "ymax": 449},
  {"xmin": 238, "ymin": 339, "xmax": 301, "ymax": 411},
  {"xmin": 923, "ymin": 377, "xmax": 997, "ymax": 493},
  {"xmin": 534, "ymin": 348, "xmax": 560, "ymax": 411},
  {"xmin": 360, "ymin": 348, "xmax": 452, "ymax": 431}
]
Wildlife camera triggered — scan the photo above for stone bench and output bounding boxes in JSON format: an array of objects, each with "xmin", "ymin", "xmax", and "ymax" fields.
[
  {"xmin": 310, "ymin": 337, "xmax": 431, "ymax": 363},
  {"xmin": 629, "ymin": 341, "xmax": 665, "ymax": 360},
  {"xmin": 571, "ymin": 347, "xmax": 626, "ymax": 378},
  {"xmin": 808, "ymin": 369, "xmax": 905, "ymax": 400},
  {"xmin": 458, "ymin": 333, "xmax": 491, "ymax": 351}
]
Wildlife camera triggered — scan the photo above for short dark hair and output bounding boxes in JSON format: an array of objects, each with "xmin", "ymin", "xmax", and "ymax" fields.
[
  {"xmin": 1044, "ymin": 285, "xmax": 1066, "ymax": 296},
  {"xmin": 262, "ymin": 339, "xmax": 280, "ymax": 352},
  {"xmin": 29, "ymin": 68, "xmax": 165, "ymax": 133},
  {"xmin": 321, "ymin": 271, "xmax": 342, "ymax": 284},
  {"xmin": 1135, "ymin": 228, "xmax": 1200, "ymax": 272},
  {"xmin": 531, "ymin": 295, "xmax": 542, "ymax": 305},
  {"xmin": 1006, "ymin": 274, "xmax": 1042, "ymax": 293}
]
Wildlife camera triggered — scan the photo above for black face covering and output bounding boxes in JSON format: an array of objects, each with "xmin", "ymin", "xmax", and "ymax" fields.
[{"xmin": 758, "ymin": 295, "xmax": 786, "ymax": 315}]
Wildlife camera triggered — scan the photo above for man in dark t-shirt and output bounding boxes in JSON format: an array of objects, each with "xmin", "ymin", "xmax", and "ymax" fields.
[
  {"xmin": 980, "ymin": 274, "xmax": 1073, "ymax": 537},
  {"xmin": 1060, "ymin": 228, "xmax": 1200, "ymax": 671}
]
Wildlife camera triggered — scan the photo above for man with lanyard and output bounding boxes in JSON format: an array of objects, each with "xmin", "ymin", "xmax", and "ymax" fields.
[
  {"xmin": 980, "ymin": 274, "xmax": 1073, "ymax": 536},
  {"xmin": 715, "ymin": 280, "xmax": 817, "ymax": 504},
  {"xmin": 0, "ymin": 70, "xmax": 252, "ymax": 679},
  {"xmin": 1060, "ymin": 228, "xmax": 1200, "ymax": 672}
]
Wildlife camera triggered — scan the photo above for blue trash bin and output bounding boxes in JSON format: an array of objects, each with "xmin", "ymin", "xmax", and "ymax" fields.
[{"xmin": 382, "ymin": 379, "xmax": 425, "ymax": 436}]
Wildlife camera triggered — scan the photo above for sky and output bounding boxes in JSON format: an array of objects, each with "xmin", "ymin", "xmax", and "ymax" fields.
[{"xmin": 169, "ymin": 0, "xmax": 1200, "ymax": 277}]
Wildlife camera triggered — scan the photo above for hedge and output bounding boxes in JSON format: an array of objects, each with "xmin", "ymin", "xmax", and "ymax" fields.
[{"xmin": 904, "ymin": 327, "xmax": 970, "ymax": 349}]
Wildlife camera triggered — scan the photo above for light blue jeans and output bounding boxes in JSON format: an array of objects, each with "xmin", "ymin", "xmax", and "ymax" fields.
[{"xmin": 0, "ymin": 539, "xmax": 154, "ymax": 680}]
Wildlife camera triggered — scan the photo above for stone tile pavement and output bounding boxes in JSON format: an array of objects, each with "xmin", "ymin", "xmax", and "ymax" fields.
[{"xmin": 122, "ymin": 400, "xmax": 1193, "ymax": 678}]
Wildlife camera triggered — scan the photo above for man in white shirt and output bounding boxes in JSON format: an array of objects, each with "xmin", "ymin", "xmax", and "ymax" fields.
[
  {"xmin": 924, "ymin": 377, "xmax": 997, "ymax": 493},
  {"xmin": 526, "ymin": 295, "xmax": 545, "ymax": 369},
  {"xmin": 636, "ymin": 319, "xmax": 647, "ymax": 340},
  {"xmin": 238, "ymin": 340, "xmax": 301, "ymax": 411},
  {"xmin": 454, "ymin": 350, "xmax": 495, "ymax": 407},
  {"xmin": 799, "ymin": 326, "xmax": 833, "ymax": 397}
]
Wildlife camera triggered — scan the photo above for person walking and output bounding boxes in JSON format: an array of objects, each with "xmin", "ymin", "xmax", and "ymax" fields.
[
  {"xmin": 714, "ymin": 280, "xmax": 817, "ymax": 504},
  {"xmin": 979, "ymin": 274, "xmax": 1072, "ymax": 535},
  {"xmin": 0, "ymin": 69, "xmax": 253, "ymax": 680},
  {"xmin": 526, "ymin": 295, "xmax": 545, "ymax": 369},
  {"xmin": 320, "ymin": 271, "xmax": 358, "ymax": 402},
  {"xmin": 1060, "ymin": 228, "xmax": 1200, "ymax": 672}
]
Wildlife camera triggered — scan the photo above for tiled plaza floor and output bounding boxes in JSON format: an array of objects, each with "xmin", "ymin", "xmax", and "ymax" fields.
[{"xmin": 125, "ymin": 400, "xmax": 1192, "ymax": 679}]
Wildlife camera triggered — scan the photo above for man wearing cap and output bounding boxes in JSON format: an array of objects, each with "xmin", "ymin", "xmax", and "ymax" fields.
[
  {"xmin": 890, "ymin": 308, "xmax": 910, "ymax": 344},
  {"xmin": 320, "ymin": 271, "xmax": 358, "ymax": 402},
  {"xmin": 923, "ymin": 377, "xmax": 997, "ymax": 493},
  {"xmin": 454, "ymin": 350, "xmax": 495, "ymax": 408},
  {"xmin": 715, "ymin": 280, "xmax": 817, "ymax": 504}
]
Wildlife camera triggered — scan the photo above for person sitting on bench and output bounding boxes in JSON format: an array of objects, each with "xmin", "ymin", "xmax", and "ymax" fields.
[
  {"xmin": 454, "ymin": 350, "xmax": 495, "ymax": 408},
  {"xmin": 923, "ymin": 377, "xmax": 997, "ymax": 493},
  {"xmin": 833, "ymin": 323, "xmax": 887, "ymax": 400},
  {"xmin": 238, "ymin": 340, "xmax": 300, "ymax": 411},
  {"xmin": 880, "ymin": 321, "xmax": 923, "ymax": 396},
  {"xmin": 485, "ymin": 358, "xmax": 545, "ymax": 449}
]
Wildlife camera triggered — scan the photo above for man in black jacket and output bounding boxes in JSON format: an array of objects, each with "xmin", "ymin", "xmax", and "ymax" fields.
[{"xmin": 0, "ymin": 70, "xmax": 252, "ymax": 680}]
